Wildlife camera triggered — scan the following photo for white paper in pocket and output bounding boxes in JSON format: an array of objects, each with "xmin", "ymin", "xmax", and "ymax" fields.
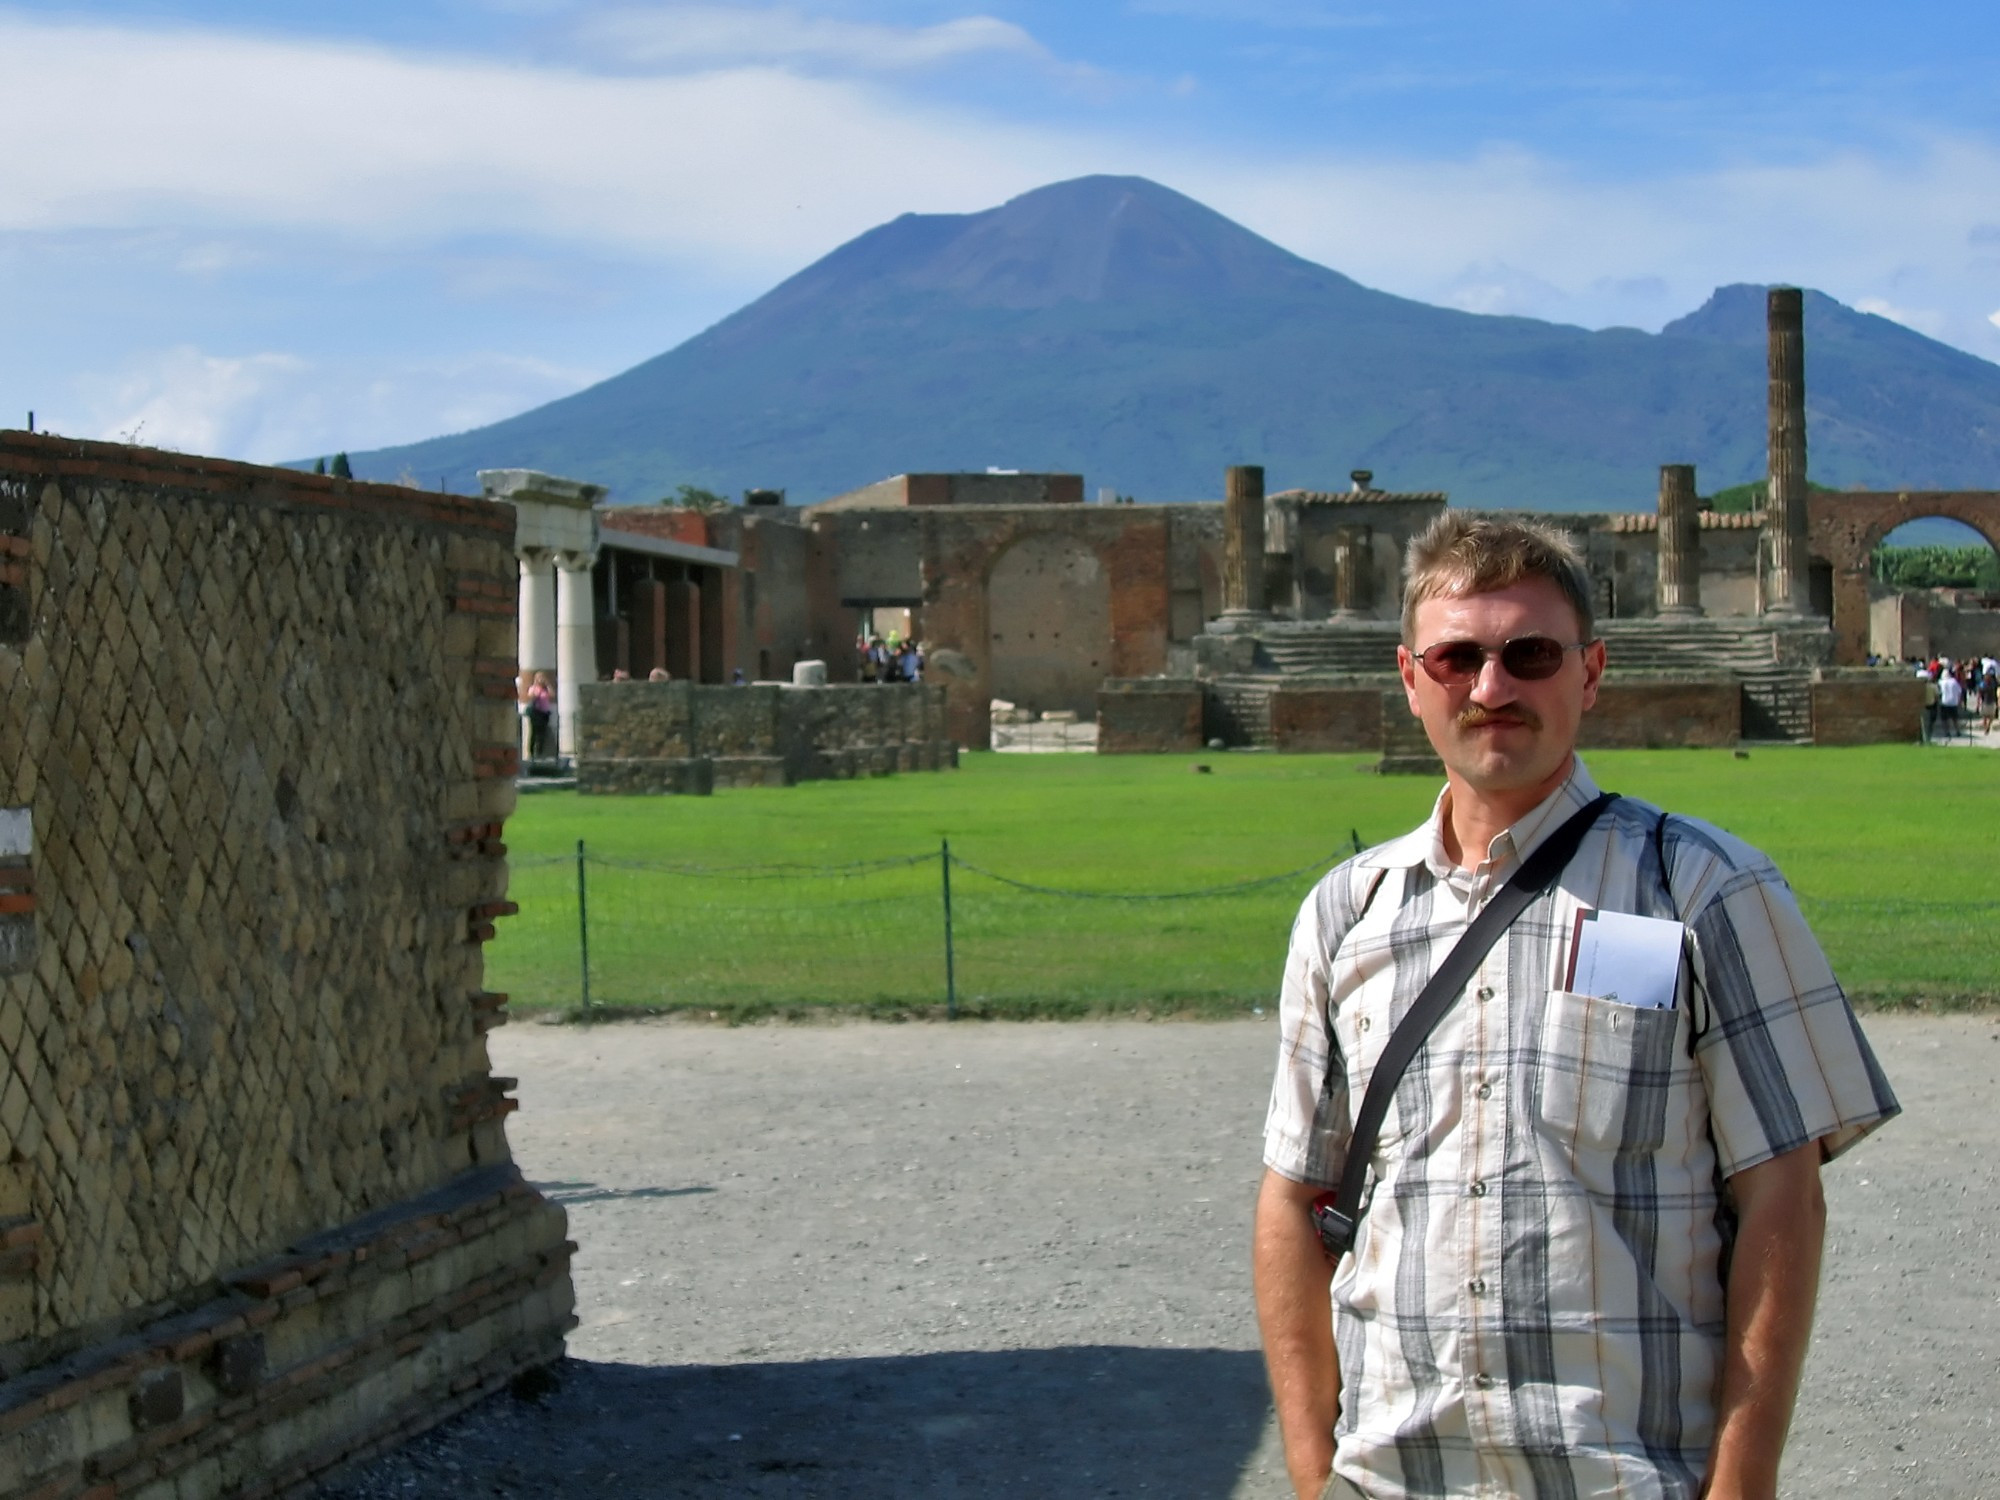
[{"xmin": 1564, "ymin": 910, "xmax": 1685, "ymax": 1010}]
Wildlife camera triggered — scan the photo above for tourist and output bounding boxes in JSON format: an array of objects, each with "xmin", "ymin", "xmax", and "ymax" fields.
[
  {"xmin": 896, "ymin": 640, "xmax": 922, "ymax": 683},
  {"xmin": 1920, "ymin": 670, "xmax": 1940, "ymax": 744},
  {"xmin": 1939, "ymin": 662, "xmax": 1965, "ymax": 738},
  {"xmin": 522, "ymin": 671, "xmax": 555, "ymax": 761},
  {"xmin": 1981, "ymin": 660, "xmax": 1998, "ymax": 735},
  {"xmin": 648, "ymin": 667, "xmax": 670, "ymax": 682},
  {"xmin": 1253, "ymin": 514, "xmax": 1897, "ymax": 1500}
]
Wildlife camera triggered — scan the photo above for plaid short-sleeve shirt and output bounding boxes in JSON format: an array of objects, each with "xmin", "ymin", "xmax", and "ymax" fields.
[{"xmin": 1263, "ymin": 759, "xmax": 1899, "ymax": 1500}]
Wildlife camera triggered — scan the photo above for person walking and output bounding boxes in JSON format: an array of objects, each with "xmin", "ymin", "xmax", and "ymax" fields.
[{"xmin": 1254, "ymin": 514, "xmax": 1897, "ymax": 1500}]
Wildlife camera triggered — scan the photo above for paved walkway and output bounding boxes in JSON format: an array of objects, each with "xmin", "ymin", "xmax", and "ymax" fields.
[{"xmin": 322, "ymin": 1013, "xmax": 1996, "ymax": 1499}]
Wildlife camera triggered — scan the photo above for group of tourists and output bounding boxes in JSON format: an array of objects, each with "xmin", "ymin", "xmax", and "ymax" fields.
[
  {"xmin": 1915, "ymin": 653, "xmax": 1999, "ymax": 740},
  {"xmin": 857, "ymin": 630, "xmax": 924, "ymax": 684}
]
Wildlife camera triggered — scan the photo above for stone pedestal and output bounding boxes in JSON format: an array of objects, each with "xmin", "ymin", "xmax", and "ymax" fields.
[
  {"xmin": 1656, "ymin": 465, "xmax": 1702, "ymax": 617},
  {"xmin": 1763, "ymin": 288, "xmax": 1811, "ymax": 617}
]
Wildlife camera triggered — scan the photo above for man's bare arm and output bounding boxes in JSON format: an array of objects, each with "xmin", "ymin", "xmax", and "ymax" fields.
[
  {"xmin": 1703, "ymin": 1141, "xmax": 1827, "ymax": 1500},
  {"xmin": 1254, "ymin": 1168, "xmax": 1341, "ymax": 1500}
]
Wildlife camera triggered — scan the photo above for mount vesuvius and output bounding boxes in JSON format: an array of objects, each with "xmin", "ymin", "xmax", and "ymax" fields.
[{"xmin": 339, "ymin": 176, "xmax": 2000, "ymax": 508}]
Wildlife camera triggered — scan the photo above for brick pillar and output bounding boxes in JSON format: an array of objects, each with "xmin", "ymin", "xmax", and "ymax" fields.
[
  {"xmin": 1332, "ymin": 524, "xmax": 1371, "ymax": 618},
  {"xmin": 1216, "ymin": 464, "xmax": 1265, "ymax": 630},
  {"xmin": 1764, "ymin": 287, "xmax": 1811, "ymax": 616},
  {"xmin": 1656, "ymin": 464, "xmax": 1702, "ymax": 617}
]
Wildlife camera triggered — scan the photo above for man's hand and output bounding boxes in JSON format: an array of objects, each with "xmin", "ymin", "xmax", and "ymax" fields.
[
  {"xmin": 1254, "ymin": 1169, "xmax": 1342, "ymax": 1500},
  {"xmin": 1703, "ymin": 1141, "xmax": 1827, "ymax": 1500}
]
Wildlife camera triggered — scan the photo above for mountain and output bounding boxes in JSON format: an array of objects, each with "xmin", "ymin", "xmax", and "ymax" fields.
[{"xmin": 341, "ymin": 176, "xmax": 2000, "ymax": 508}]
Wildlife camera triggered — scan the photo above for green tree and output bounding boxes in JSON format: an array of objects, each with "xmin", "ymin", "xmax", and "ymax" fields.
[
  {"xmin": 668, "ymin": 484, "xmax": 730, "ymax": 511},
  {"xmin": 330, "ymin": 452, "xmax": 352, "ymax": 479},
  {"xmin": 1871, "ymin": 544, "xmax": 2000, "ymax": 591},
  {"xmin": 312, "ymin": 457, "xmax": 327, "ymax": 475}
]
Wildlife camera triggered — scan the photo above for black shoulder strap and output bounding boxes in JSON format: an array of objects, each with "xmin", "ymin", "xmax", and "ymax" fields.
[{"xmin": 1313, "ymin": 792, "xmax": 1618, "ymax": 1259}]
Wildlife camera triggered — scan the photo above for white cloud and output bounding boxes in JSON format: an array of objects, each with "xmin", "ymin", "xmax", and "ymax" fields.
[
  {"xmin": 570, "ymin": 6, "xmax": 1051, "ymax": 71},
  {"xmin": 62, "ymin": 345, "xmax": 599, "ymax": 465},
  {"xmin": 1854, "ymin": 297, "xmax": 1946, "ymax": 338}
]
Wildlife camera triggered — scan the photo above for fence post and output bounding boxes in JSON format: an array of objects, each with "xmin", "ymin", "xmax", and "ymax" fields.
[
  {"xmin": 576, "ymin": 838, "xmax": 593, "ymax": 1013},
  {"xmin": 940, "ymin": 838, "xmax": 957, "ymax": 1021}
]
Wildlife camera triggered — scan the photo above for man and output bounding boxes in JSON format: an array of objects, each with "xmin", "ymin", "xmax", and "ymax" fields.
[{"xmin": 1253, "ymin": 515, "xmax": 1898, "ymax": 1500}]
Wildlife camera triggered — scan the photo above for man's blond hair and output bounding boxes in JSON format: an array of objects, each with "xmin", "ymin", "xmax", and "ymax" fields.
[{"xmin": 1401, "ymin": 514, "xmax": 1596, "ymax": 643}]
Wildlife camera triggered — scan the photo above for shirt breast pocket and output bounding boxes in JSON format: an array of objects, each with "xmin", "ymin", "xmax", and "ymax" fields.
[{"xmin": 1534, "ymin": 989, "xmax": 1687, "ymax": 1155}]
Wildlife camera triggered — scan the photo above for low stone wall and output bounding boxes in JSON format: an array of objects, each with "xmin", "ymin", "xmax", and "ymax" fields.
[
  {"xmin": 1579, "ymin": 678, "xmax": 1741, "ymax": 749},
  {"xmin": 1095, "ymin": 680, "xmax": 1202, "ymax": 753},
  {"xmin": 1269, "ymin": 684, "xmax": 1386, "ymax": 753},
  {"xmin": 577, "ymin": 682, "xmax": 956, "ymax": 793},
  {"xmin": 1811, "ymin": 671, "xmax": 1923, "ymax": 745},
  {"xmin": 0, "ymin": 433, "xmax": 571, "ymax": 1497}
]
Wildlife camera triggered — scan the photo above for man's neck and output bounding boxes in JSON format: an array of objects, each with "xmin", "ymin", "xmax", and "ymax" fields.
[{"xmin": 1439, "ymin": 758, "xmax": 1575, "ymax": 870}]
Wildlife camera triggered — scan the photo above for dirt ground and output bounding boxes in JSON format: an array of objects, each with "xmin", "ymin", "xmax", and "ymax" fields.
[{"xmin": 321, "ymin": 1012, "xmax": 1997, "ymax": 1499}]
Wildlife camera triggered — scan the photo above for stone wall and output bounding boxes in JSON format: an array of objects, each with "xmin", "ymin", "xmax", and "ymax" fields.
[
  {"xmin": 1811, "ymin": 671, "xmax": 1923, "ymax": 746},
  {"xmin": 1095, "ymin": 681, "xmax": 1203, "ymax": 754},
  {"xmin": 0, "ymin": 433, "xmax": 572, "ymax": 1498},
  {"xmin": 576, "ymin": 682, "xmax": 956, "ymax": 793},
  {"xmin": 1578, "ymin": 678, "xmax": 1741, "ymax": 749}
]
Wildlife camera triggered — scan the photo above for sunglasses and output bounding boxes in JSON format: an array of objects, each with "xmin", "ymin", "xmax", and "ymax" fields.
[{"xmin": 1410, "ymin": 635, "xmax": 1592, "ymax": 685}]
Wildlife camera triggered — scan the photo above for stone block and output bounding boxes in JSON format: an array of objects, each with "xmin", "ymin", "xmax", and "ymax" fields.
[{"xmin": 1096, "ymin": 679, "xmax": 1202, "ymax": 753}]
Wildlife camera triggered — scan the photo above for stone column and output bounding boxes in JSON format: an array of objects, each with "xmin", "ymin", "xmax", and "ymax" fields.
[
  {"xmin": 1216, "ymin": 464, "xmax": 1266, "ymax": 630},
  {"xmin": 1332, "ymin": 525, "xmax": 1372, "ymax": 618},
  {"xmin": 1763, "ymin": 287, "xmax": 1811, "ymax": 616},
  {"xmin": 1655, "ymin": 465, "xmax": 1702, "ymax": 617},
  {"xmin": 517, "ymin": 548, "xmax": 557, "ymax": 674},
  {"xmin": 555, "ymin": 551, "xmax": 597, "ymax": 758}
]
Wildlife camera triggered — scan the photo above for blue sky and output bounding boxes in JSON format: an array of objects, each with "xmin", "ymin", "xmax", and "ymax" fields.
[{"xmin": 7, "ymin": 0, "xmax": 2000, "ymax": 468}]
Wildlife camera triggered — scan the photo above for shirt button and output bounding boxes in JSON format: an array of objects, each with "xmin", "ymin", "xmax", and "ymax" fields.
[
  {"xmin": 1468, "ymin": 1278, "xmax": 1487, "ymax": 1295},
  {"xmin": 1358, "ymin": 1016, "xmax": 1371, "ymax": 1031},
  {"xmin": 1476, "ymin": 986, "xmax": 1494, "ymax": 1002},
  {"xmin": 1474, "ymin": 1372, "xmax": 1495, "ymax": 1390},
  {"xmin": 1468, "ymin": 1180, "xmax": 1486, "ymax": 1198},
  {"xmin": 1476, "ymin": 1081, "xmax": 1493, "ymax": 1100}
]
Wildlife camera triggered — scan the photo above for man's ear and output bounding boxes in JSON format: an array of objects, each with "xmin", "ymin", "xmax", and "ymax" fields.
[
  {"xmin": 1578, "ymin": 637, "xmax": 1607, "ymax": 711},
  {"xmin": 1396, "ymin": 644, "xmax": 1424, "ymax": 717}
]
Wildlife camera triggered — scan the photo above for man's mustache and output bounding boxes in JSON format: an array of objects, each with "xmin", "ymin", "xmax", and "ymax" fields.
[{"xmin": 1456, "ymin": 704, "xmax": 1542, "ymax": 732}]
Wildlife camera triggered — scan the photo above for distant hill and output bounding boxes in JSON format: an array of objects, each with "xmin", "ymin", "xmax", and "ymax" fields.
[{"xmin": 339, "ymin": 176, "xmax": 2000, "ymax": 509}]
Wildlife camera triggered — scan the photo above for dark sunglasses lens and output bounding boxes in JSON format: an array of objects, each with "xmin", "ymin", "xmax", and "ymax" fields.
[
  {"xmin": 1500, "ymin": 637, "xmax": 1566, "ymax": 679},
  {"xmin": 1424, "ymin": 642, "xmax": 1487, "ymax": 681}
]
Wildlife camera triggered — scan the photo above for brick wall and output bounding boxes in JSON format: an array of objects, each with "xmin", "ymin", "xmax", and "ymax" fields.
[
  {"xmin": 576, "ymin": 682, "xmax": 957, "ymax": 793},
  {"xmin": 1811, "ymin": 673, "xmax": 1923, "ymax": 745},
  {"xmin": 1268, "ymin": 685, "xmax": 1386, "ymax": 752},
  {"xmin": 0, "ymin": 433, "xmax": 571, "ymax": 1498},
  {"xmin": 1095, "ymin": 681, "xmax": 1202, "ymax": 753},
  {"xmin": 1579, "ymin": 678, "xmax": 1741, "ymax": 749}
]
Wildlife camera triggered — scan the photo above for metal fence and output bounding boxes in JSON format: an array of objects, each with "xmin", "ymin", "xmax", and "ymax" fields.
[{"xmin": 486, "ymin": 836, "xmax": 1361, "ymax": 1017}]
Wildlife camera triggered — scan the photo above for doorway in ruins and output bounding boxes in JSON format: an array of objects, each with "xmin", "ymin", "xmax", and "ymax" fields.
[
  {"xmin": 987, "ymin": 532, "xmax": 1112, "ymax": 718},
  {"xmin": 1868, "ymin": 517, "xmax": 2000, "ymax": 663}
]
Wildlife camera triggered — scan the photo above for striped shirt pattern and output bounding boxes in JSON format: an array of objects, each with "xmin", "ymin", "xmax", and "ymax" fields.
[{"xmin": 1263, "ymin": 759, "xmax": 1899, "ymax": 1500}]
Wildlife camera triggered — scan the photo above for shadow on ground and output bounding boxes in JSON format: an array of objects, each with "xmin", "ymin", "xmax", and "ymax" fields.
[{"xmin": 319, "ymin": 1346, "xmax": 1272, "ymax": 1499}]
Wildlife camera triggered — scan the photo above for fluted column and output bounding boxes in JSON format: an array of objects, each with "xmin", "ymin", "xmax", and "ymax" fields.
[
  {"xmin": 1655, "ymin": 465, "xmax": 1701, "ymax": 617},
  {"xmin": 1216, "ymin": 464, "xmax": 1266, "ymax": 629},
  {"xmin": 1764, "ymin": 287, "xmax": 1811, "ymax": 616},
  {"xmin": 555, "ymin": 550, "xmax": 597, "ymax": 758},
  {"xmin": 1332, "ymin": 524, "xmax": 1372, "ymax": 618}
]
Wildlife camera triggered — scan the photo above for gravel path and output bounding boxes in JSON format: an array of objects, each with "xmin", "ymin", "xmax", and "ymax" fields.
[{"xmin": 321, "ymin": 1012, "xmax": 1996, "ymax": 1499}]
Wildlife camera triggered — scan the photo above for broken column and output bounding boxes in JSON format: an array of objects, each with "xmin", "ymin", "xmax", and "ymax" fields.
[
  {"xmin": 1655, "ymin": 464, "xmax": 1702, "ymax": 617},
  {"xmin": 1763, "ymin": 287, "xmax": 1811, "ymax": 616},
  {"xmin": 1216, "ymin": 464, "xmax": 1266, "ymax": 628},
  {"xmin": 1332, "ymin": 525, "xmax": 1372, "ymax": 618},
  {"xmin": 479, "ymin": 468, "xmax": 606, "ymax": 757}
]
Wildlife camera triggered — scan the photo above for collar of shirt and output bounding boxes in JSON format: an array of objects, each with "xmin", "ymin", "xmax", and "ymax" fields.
[{"xmin": 1353, "ymin": 757, "xmax": 1602, "ymax": 903}]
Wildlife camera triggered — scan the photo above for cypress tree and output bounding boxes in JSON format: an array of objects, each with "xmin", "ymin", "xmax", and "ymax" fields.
[{"xmin": 330, "ymin": 453, "xmax": 352, "ymax": 479}]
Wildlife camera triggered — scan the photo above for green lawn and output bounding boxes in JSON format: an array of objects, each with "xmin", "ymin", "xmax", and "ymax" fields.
[{"xmin": 488, "ymin": 747, "xmax": 2000, "ymax": 1017}]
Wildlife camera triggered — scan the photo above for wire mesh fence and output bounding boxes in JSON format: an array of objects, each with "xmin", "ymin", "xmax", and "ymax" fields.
[{"xmin": 488, "ymin": 838, "xmax": 1360, "ymax": 1016}]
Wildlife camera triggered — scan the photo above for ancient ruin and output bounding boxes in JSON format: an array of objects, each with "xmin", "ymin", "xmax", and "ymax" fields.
[{"xmin": 0, "ymin": 435, "xmax": 572, "ymax": 1497}]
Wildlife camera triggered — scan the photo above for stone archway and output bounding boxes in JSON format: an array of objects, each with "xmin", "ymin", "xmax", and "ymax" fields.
[
  {"xmin": 1808, "ymin": 490, "xmax": 2000, "ymax": 662},
  {"xmin": 986, "ymin": 531, "xmax": 1114, "ymax": 717}
]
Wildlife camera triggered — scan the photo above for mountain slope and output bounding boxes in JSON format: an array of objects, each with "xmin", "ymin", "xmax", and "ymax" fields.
[{"xmin": 343, "ymin": 176, "xmax": 2000, "ymax": 507}]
